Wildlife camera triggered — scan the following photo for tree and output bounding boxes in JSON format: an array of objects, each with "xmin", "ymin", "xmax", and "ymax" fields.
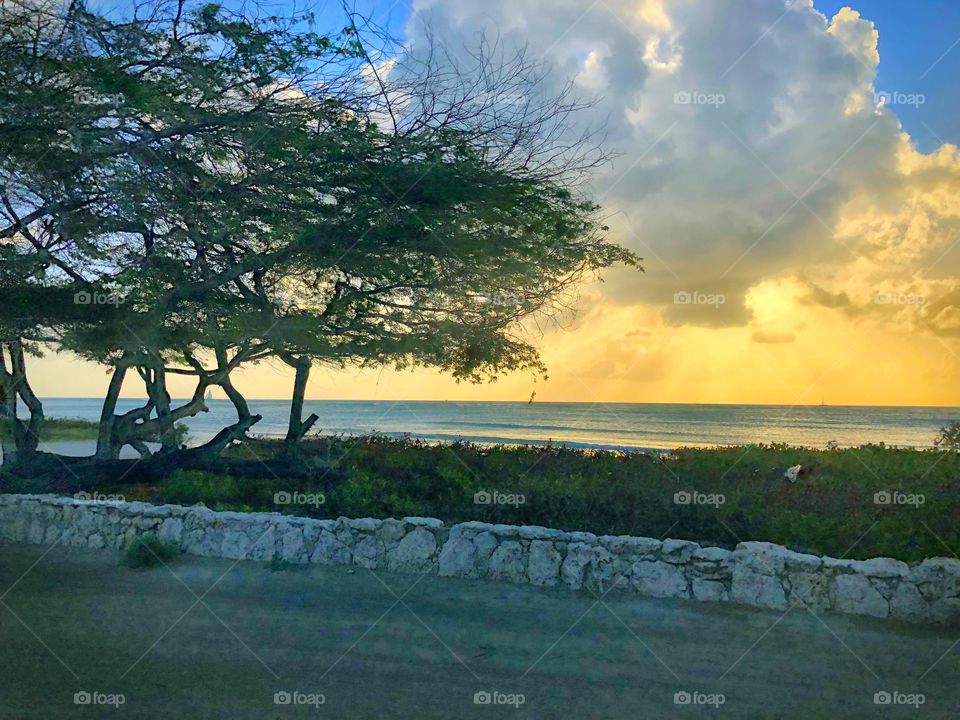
[{"xmin": 0, "ymin": 0, "xmax": 641, "ymax": 480}]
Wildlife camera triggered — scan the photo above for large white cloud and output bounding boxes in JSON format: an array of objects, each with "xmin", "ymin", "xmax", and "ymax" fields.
[{"xmin": 403, "ymin": 0, "xmax": 959, "ymax": 334}]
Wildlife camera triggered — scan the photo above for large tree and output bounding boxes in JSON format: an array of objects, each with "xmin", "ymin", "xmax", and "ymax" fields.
[{"xmin": 0, "ymin": 0, "xmax": 641, "ymax": 479}]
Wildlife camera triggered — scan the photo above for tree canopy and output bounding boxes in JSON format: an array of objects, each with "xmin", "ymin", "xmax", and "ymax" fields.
[{"xmin": 0, "ymin": 0, "xmax": 641, "ymax": 475}]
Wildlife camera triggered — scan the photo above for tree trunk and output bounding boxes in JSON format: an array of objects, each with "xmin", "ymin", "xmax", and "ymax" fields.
[
  {"xmin": 203, "ymin": 350, "xmax": 261, "ymax": 460},
  {"xmin": 145, "ymin": 364, "xmax": 178, "ymax": 454},
  {"xmin": 96, "ymin": 364, "xmax": 128, "ymax": 459},
  {"xmin": 0, "ymin": 339, "xmax": 43, "ymax": 462},
  {"xmin": 0, "ymin": 374, "xmax": 18, "ymax": 465},
  {"xmin": 284, "ymin": 355, "xmax": 319, "ymax": 452},
  {"xmin": 10, "ymin": 341, "xmax": 43, "ymax": 453},
  {"xmin": 153, "ymin": 362, "xmax": 177, "ymax": 452}
]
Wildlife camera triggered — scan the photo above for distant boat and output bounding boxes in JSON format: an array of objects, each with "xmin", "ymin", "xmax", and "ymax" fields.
[{"xmin": 205, "ymin": 389, "xmax": 213, "ymax": 402}]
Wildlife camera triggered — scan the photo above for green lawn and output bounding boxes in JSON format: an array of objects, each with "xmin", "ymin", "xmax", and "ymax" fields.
[
  {"xmin": 0, "ymin": 417, "xmax": 100, "ymax": 441},
  {"xmin": 98, "ymin": 436, "xmax": 960, "ymax": 562}
]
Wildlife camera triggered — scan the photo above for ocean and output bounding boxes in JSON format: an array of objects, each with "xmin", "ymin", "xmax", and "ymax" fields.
[{"xmin": 35, "ymin": 398, "xmax": 960, "ymax": 451}]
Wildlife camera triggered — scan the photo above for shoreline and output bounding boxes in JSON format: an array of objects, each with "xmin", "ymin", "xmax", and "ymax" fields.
[{"xmin": 27, "ymin": 399, "xmax": 957, "ymax": 450}]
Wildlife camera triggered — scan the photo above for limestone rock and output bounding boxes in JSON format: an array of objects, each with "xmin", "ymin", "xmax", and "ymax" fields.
[
  {"xmin": 604, "ymin": 536, "xmax": 661, "ymax": 557},
  {"xmin": 438, "ymin": 534, "xmax": 477, "ymax": 578},
  {"xmin": 734, "ymin": 542, "xmax": 789, "ymax": 575},
  {"xmin": 387, "ymin": 528, "xmax": 437, "ymax": 573},
  {"xmin": 731, "ymin": 566, "xmax": 787, "ymax": 610},
  {"xmin": 487, "ymin": 541, "xmax": 526, "ymax": 583},
  {"xmin": 783, "ymin": 551, "xmax": 822, "ymax": 572},
  {"xmin": 157, "ymin": 518, "xmax": 183, "ymax": 545},
  {"xmin": 352, "ymin": 535, "xmax": 383, "ymax": 569},
  {"xmin": 347, "ymin": 518, "xmax": 381, "ymax": 532},
  {"xmin": 528, "ymin": 541, "xmax": 561, "ymax": 587},
  {"xmin": 785, "ymin": 572, "xmax": 830, "ymax": 611},
  {"xmin": 403, "ymin": 517, "xmax": 443, "ymax": 529},
  {"xmin": 850, "ymin": 557, "xmax": 909, "ymax": 578},
  {"xmin": 376, "ymin": 520, "xmax": 407, "ymax": 544},
  {"xmin": 473, "ymin": 532, "xmax": 499, "ymax": 567},
  {"xmin": 889, "ymin": 582, "xmax": 929, "ymax": 622},
  {"xmin": 221, "ymin": 530, "xmax": 252, "ymax": 559},
  {"xmin": 661, "ymin": 539, "xmax": 699, "ymax": 564},
  {"xmin": 631, "ymin": 561, "xmax": 689, "ymax": 599},
  {"xmin": 832, "ymin": 574, "xmax": 888, "ymax": 618},
  {"xmin": 691, "ymin": 578, "xmax": 727, "ymax": 602},
  {"xmin": 311, "ymin": 530, "xmax": 352, "ymax": 565},
  {"xmin": 693, "ymin": 546, "xmax": 733, "ymax": 563},
  {"xmin": 519, "ymin": 525, "xmax": 555, "ymax": 540}
]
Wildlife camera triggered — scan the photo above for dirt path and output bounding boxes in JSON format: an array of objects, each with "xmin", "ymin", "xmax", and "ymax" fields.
[{"xmin": 0, "ymin": 542, "xmax": 955, "ymax": 719}]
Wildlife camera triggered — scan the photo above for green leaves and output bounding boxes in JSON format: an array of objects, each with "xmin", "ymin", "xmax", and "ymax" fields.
[{"xmin": 0, "ymin": 0, "xmax": 640, "ymax": 420}]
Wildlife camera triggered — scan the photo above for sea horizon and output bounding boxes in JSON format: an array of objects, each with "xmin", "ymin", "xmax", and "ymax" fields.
[
  {"xmin": 36, "ymin": 396, "xmax": 960, "ymax": 408},
  {"xmin": 33, "ymin": 397, "xmax": 960, "ymax": 452}
]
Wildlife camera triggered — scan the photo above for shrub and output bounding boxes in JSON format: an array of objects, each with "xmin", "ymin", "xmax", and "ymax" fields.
[
  {"xmin": 121, "ymin": 534, "xmax": 181, "ymax": 568},
  {"xmin": 112, "ymin": 436, "xmax": 960, "ymax": 562},
  {"xmin": 934, "ymin": 421, "xmax": 960, "ymax": 451}
]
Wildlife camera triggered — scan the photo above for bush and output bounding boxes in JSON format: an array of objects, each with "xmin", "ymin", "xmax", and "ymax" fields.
[
  {"xmin": 112, "ymin": 436, "xmax": 960, "ymax": 562},
  {"xmin": 934, "ymin": 421, "xmax": 960, "ymax": 451},
  {"xmin": 121, "ymin": 534, "xmax": 181, "ymax": 568}
]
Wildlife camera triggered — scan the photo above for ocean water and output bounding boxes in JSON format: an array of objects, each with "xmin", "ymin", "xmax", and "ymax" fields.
[{"xmin": 36, "ymin": 398, "xmax": 960, "ymax": 451}]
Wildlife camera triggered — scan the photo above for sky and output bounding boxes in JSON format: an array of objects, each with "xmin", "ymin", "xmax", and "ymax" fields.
[{"xmin": 30, "ymin": 0, "xmax": 960, "ymax": 406}]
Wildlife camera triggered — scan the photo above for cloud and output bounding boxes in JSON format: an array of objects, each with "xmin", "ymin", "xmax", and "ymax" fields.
[
  {"xmin": 29, "ymin": 0, "xmax": 960, "ymax": 407},
  {"xmin": 799, "ymin": 279, "xmax": 854, "ymax": 310},
  {"xmin": 751, "ymin": 330, "xmax": 796, "ymax": 344},
  {"xmin": 404, "ymin": 0, "xmax": 959, "ymax": 336}
]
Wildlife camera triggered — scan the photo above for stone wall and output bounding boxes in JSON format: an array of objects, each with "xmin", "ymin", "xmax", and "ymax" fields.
[{"xmin": 1, "ymin": 493, "xmax": 957, "ymax": 625}]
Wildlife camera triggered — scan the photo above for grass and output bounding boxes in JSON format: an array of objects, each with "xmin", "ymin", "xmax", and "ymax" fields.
[
  {"xmin": 121, "ymin": 533, "xmax": 181, "ymax": 568},
  {"xmin": 0, "ymin": 418, "xmax": 189, "ymax": 444},
  {"xmin": 0, "ymin": 417, "xmax": 101, "ymax": 441},
  {"xmin": 100, "ymin": 435, "xmax": 960, "ymax": 563}
]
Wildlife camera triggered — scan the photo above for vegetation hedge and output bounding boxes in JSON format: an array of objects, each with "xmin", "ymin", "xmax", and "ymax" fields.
[{"xmin": 89, "ymin": 436, "xmax": 960, "ymax": 562}]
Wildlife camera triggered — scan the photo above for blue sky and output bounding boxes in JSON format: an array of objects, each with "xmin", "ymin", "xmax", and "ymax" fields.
[{"xmin": 816, "ymin": 0, "xmax": 960, "ymax": 151}]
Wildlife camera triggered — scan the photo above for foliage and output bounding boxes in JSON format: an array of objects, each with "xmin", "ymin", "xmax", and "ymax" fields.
[
  {"xmin": 121, "ymin": 533, "xmax": 181, "ymax": 568},
  {"xmin": 110, "ymin": 437, "xmax": 960, "ymax": 562},
  {"xmin": 0, "ymin": 0, "xmax": 639, "ymax": 460},
  {"xmin": 934, "ymin": 421, "xmax": 960, "ymax": 451}
]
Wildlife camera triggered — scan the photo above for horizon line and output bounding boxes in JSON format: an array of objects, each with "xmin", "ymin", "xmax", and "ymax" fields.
[{"xmin": 34, "ymin": 397, "xmax": 960, "ymax": 410}]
